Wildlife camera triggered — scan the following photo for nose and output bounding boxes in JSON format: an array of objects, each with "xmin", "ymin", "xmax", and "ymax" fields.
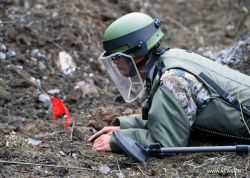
[{"xmin": 113, "ymin": 59, "xmax": 119, "ymax": 64}]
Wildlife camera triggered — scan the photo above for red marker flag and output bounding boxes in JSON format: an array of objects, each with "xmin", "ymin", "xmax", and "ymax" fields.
[{"xmin": 51, "ymin": 97, "xmax": 71, "ymax": 127}]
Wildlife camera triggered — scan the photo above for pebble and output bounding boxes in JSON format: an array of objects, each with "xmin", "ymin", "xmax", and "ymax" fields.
[
  {"xmin": 0, "ymin": 43, "xmax": 7, "ymax": 52},
  {"xmin": 31, "ymin": 49, "xmax": 39, "ymax": 56},
  {"xmin": 38, "ymin": 93, "xmax": 51, "ymax": 108},
  {"xmin": 31, "ymin": 49, "xmax": 46, "ymax": 59},
  {"xmin": 27, "ymin": 138, "xmax": 42, "ymax": 146},
  {"xmin": 202, "ymin": 157, "xmax": 226, "ymax": 164},
  {"xmin": 48, "ymin": 89, "xmax": 61, "ymax": 94},
  {"xmin": 99, "ymin": 165, "xmax": 111, "ymax": 174},
  {"xmin": 34, "ymin": 3, "xmax": 45, "ymax": 10},
  {"xmin": 6, "ymin": 49, "xmax": 16, "ymax": 58},
  {"xmin": 57, "ymin": 51, "xmax": 76, "ymax": 75},
  {"xmin": 0, "ymin": 52, "xmax": 6, "ymax": 60},
  {"xmin": 0, "ymin": 44, "xmax": 17, "ymax": 60},
  {"xmin": 52, "ymin": 12, "xmax": 59, "ymax": 18},
  {"xmin": 74, "ymin": 80, "xmax": 99, "ymax": 95},
  {"xmin": 116, "ymin": 172, "xmax": 125, "ymax": 178}
]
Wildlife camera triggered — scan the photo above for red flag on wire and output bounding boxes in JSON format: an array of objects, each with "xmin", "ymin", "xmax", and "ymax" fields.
[{"xmin": 51, "ymin": 97, "xmax": 71, "ymax": 127}]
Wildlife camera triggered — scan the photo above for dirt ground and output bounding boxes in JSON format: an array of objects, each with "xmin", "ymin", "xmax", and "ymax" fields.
[{"xmin": 0, "ymin": 0, "xmax": 250, "ymax": 177}]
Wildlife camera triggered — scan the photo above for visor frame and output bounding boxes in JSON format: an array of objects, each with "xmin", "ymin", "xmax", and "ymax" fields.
[{"xmin": 99, "ymin": 51, "xmax": 144, "ymax": 102}]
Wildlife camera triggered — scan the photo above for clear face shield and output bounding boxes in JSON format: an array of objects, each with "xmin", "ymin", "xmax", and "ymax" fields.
[{"xmin": 99, "ymin": 52, "xmax": 144, "ymax": 102}]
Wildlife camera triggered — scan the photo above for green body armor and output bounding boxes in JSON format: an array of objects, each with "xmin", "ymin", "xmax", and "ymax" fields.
[
  {"xmin": 110, "ymin": 48, "xmax": 250, "ymax": 152},
  {"xmin": 157, "ymin": 48, "xmax": 250, "ymax": 136}
]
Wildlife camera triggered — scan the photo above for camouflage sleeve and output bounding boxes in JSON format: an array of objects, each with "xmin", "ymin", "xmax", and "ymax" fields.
[{"xmin": 160, "ymin": 69, "xmax": 210, "ymax": 125}]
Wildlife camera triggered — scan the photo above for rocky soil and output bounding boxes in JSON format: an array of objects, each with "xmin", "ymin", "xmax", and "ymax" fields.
[{"xmin": 0, "ymin": 0, "xmax": 250, "ymax": 177}]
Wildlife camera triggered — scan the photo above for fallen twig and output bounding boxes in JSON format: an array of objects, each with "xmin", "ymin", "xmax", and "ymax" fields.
[
  {"xmin": 245, "ymin": 156, "xmax": 249, "ymax": 178},
  {"xmin": 0, "ymin": 20, "xmax": 18, "ymax": 24},
  {"xmin": 70, "ymin": 120, "xmax": 75, "ymax": 141},
  {"xmin": 0, "ymin": 90, "xmax": 10, "ymax": 94},
  {"xmin": 34, "ymin": 131, "xmax": 62, "ymax": 139},
  {"xmin": 116, "ymin": 158, "xmax": 121, "ymax": 175},
  {"xmin": 0, "ymin": 160, "xmax": 94, "ymax": 171},
  {"xmin": 137, "ymin": 165, "xmax": 148, "ymax": 177}
]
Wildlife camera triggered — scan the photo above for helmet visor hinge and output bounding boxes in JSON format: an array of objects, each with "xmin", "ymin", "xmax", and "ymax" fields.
[{"xmin": 154, "ymin": 19, "xmax": 161, "ymax": 28}]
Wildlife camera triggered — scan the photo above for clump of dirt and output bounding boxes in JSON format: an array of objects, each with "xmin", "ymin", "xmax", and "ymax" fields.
[{"xmin": 0, "ymin": 0, "xmax": 250, "ymax": 177}]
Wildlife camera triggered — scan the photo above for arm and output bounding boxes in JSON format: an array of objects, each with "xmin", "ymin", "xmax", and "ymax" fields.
[
  {"xmin": 88, "ymin": 114, "xmax": 147, "ymax": 152},
  {"xmin": 110, "ymin": 86, "xmax": 190, "ymax": 152},
  {"xmin": 112, "ymin": 114, "xmax": 147, "ymax": 129}
]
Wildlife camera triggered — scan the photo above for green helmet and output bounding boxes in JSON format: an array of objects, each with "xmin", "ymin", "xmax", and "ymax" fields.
[{"xmin": 102, "ymin": 12, "xmax": 164, "ymax": 57}]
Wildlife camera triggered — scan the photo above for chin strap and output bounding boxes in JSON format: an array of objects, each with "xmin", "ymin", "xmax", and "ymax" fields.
[
  {"xmin": 135, "ymin": 56, "xmax": 148, "ymax": 69},
  {"xmin": 143, "ymin": 47, "xmax": 169, "ymax": 75}
]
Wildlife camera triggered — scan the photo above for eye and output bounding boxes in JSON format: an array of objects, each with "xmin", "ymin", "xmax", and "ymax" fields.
[{"xmin": 112, "ymin": 54, "xmax": 121, "ymax": 60}]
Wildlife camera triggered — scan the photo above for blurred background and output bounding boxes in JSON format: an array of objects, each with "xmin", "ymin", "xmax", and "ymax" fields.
[{"xmin": 0, "ymin": 0, "xmax": 250, "ymax": 177}]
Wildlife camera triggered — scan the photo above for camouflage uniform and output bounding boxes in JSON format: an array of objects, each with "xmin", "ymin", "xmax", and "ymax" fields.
[{"xmin": 160, "ymin": 69, "xmax": 210, "ymax": 125}]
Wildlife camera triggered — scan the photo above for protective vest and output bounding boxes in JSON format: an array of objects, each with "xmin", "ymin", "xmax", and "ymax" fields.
[{"xmin": 142, "ymin": 48, "xmax": 250, "ymax": 138}]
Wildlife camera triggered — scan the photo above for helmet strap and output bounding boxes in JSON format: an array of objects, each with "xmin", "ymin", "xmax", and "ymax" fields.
[
  {"xmin": 143, "ymin": 46, "xmax": 169, "ymax": 75},
  {"xmin": 135, "ymin": 56, "xmax": 148, "ymax": 69}
]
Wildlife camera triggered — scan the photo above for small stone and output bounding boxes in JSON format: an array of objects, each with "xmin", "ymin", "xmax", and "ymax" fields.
[
  {"xmin": 38, "ymin": 61, "xmax": 46, "ymax": 70},
  {"xmin": 6, "ymin": 49, "xmax": 16, "ymax": 58},
  {"xmin": 57, "ymin": 51, "xmax": 76, "ymax": 75},
  {"xmin": 24, "ymin": 0, "xmax": 30, "ymax": 10},
  {"xmin": 202, "ymin": 157, "xmax": 216, "ymax": 164},
  {"xmin": 0, "ymin": 43, "xmax": 7, "ymax": 52},
  {"xmin": 31, "ymin": 49, "xmax": 46, "ymax": 59},
  {"xmin": 225, "ymin": 24, "xmax": 236, "ymax": 38},
  {"xmin": 6, "ymin": 141, "xmax": 9, "ymax": 147},
  {"xmin": 34, "ymin": 166, "xmax": 53, "ymax": 177},
  {"xmin": 48, "ymin": 89, "xmax": 60, "ymax": 94},
  {"xmin": 116, "ymin": 172, "xmax": 125, "ymax": 178},
  {"xmin": 0, "ymin": 20, "xmax": 3, "ymax": 27},
  {"xmin": 38, "ymin": 93, "xmax": 51, "ymax": 108},
  {"xmin": 27, "ymin": 138, "xmax": 42, "ymax": 146},
  {"xmin": 59, "ymin": 151, "xmax": 66, "ymax": 156},
  {"xmin": 52, "ymin": 12, "xmax": 59, "ymax": 18},
  {"xmin": 74, "ymin": 80, "xmax": 99, "ymax": 96},
  {"xmin": 31, "ymin": 49, "xmax": 39, "ymax": 57},
  {"xmin": 34, "ymin": 3, "xmax": 45, "ymax": 9},
  {"xmin": 72, "ymin": 153, "xmax": 77, "ymax": 159},
  {"xmin": 0, "ymin": 52, "xmax": 6, "ymax": 60},
  {"xmin": 202, "ymin": 157, "xmax": 226, "ymax": 164},
  {"xmin": 99, "ymin": 165, "xmax": 110, "ymax": 174}
]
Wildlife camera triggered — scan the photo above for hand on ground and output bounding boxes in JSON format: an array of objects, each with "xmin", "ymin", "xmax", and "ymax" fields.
[
  {"xmin": 87, "ymin": 126, "xmax": 120, "ymax": 142},
  {"xmin": 92, "ymin": 134, "xmax": 112, "ymax": 151},
  {"xmin": 87, "ymin": 126, "xmax": 120, "ymax": 152}
]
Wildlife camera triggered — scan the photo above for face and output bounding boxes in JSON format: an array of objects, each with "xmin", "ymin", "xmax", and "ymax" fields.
[
  {"xmin": 134, "ymin": 56, "xmax": 146, "ymax": 79},
  {"xmin": 112, "ymin": 55, "xmax": 145, "ymax": 77},
  {"xmin": 112, "ymin": 56, "xmax": 130, "ymax": 76}
]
